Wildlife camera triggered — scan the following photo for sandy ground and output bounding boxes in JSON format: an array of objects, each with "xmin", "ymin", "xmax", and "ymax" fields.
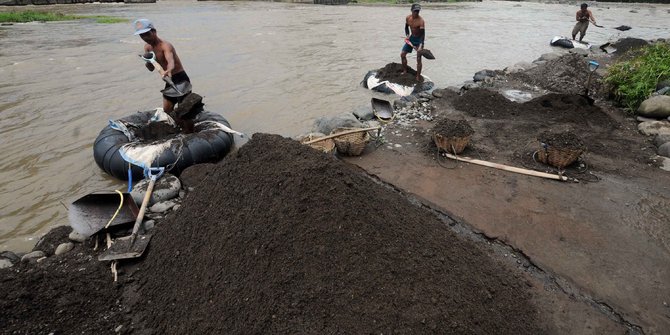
[{"xmin": 345, "ymin": 49, "xmax": 670, "ymax": 334}]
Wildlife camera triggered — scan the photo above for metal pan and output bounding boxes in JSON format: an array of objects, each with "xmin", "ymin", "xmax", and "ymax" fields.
[
  {"xmin": 371, "ymin": 98, "xmax": 394, "ymax": 121},
  {"xmin": 68, "ymin": 192, "xmax": 139, "ymax": 238}
]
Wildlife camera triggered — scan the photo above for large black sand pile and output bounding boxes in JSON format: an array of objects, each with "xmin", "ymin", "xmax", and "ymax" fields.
[{"xmin": 136, "ymin": 134, "xmax": 543, "ymax": 334}]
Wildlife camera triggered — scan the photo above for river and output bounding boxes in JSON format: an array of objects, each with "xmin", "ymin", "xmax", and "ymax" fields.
[{"xmin": 1, "ymin": 0, "xmax": 669, "ymax": 252}]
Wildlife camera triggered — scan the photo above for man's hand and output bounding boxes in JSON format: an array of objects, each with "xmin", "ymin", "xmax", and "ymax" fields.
[{"xmin": 163, "ymin": 70, "xmax": 172, "ymax": 79}]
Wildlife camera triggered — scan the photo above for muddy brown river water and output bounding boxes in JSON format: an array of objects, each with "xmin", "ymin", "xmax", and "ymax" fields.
[{"xmin": 1, "ymin": 0, "xmax": 669, "ymax": 252}]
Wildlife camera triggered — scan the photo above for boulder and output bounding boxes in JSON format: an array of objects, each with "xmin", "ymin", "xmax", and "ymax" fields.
[
  {"xmin": 536, "ymin": 52, "xmax": 562, "ymax": 62},
  {"xmin": 55, "ymin": 242, "xmax": 74, "ymax": 255},
  {"xmin": 149, "ymin": 199, "xmax": 179, "ymax": 213},
  {"xmin": 352, "ymin": 106, "xmax": 374, "ymax": 121},
  {"xmin": 638, "ymin": 121, "xmax": 670, "ymax": 136},
  {"xmin": 313, "ymin": 113, "xmax": 364, "ymax": 135},
  {"xmin": 0, "ymin": 259, "xmax": 12, "ymax": 269},
  {"xmin": 653, "ymin": 134, "xmax": 670, "ymax": 147},
  {"xmin": 661, "ymin": 157, "xmax": 670, "ymax": 172},
  {"xmin": 505, "ymin": 61, "xmax": 535, "ymax": 74},
  {"xmin": 131, "ymin": 173, "xmax": 181, "ymax": 207},
  {"xmin": 473, "ymin": 70, "xmax": 496, "ymax": 82},
  {"xmin": 21, "ymin": 251, "xmax": 45, "ymax": 263},
  {"xmin": 658, "ymin": 143, "xmax": 670, "ymax": 158},
  {"xmin": 637, "ymin": 95, "xmax": 670, "ymax": 119}
]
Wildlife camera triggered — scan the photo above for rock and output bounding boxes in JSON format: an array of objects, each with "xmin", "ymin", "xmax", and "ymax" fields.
[
  {"xmin": 401, "ymin": 95, "xmax": 418, "ymax": 103},
  {"xmin": 0, "ymin": 259, "xmax": 12, "ymax": 269},
  {"xmin": 660, "ymin": 157, "xmax": 670, "ymax": 171},
  {"xmin": 1, "ymin": 251, "xmax": 20, "ymax": 263},
  {"xmin": 432, "ymin": 90, "xmax": 443, "ymax": 98},
  {"xmin": 21, "ymin": 250, "xmax": 46, "ymax": 263},
  {"xmin": 172, "ymin": 204, "xmax": 181, "ymax": 212},
  {"xmin": 418, "ymin": 92, "xmax": 433, "ymax": 100},
  {"xmin": 653, "ymin": 87, "xmax": 670, "ymax": 96},
  {"xmin": 637, "ymin": 116, "xmax": 657, "ymax": 122},
  {"xmin": 131, "ymin": 173, "xmax": 181, "ymax": 207},
  {"xmin": 568, "ymin": 48, "xmax": 590, "ymax": 56},
  {"xmin": 505, "ymin": 61, "xmax": 534, "ymax": 74},
  {"xmin": 417, "ymin": 98, "xmax": 430, "ymax": 103},
  {"xmin": 144, "ymin": 220, "xmax": 155, "ymax": 231},
  {"xmin": 149, "ymin": 199, "xmax": 179, "ymax": 213},
  {"xmin": 313, "ymin": 113, "xmax": 364, "ymax": 135},
  {"xmin": 473, "ymin": 69, "xmax": 496, "ymax": 82},
  {"xmin": 656, "ymin": 80, "xmax": 670, "ymax": 92},
  {"xmin": 33, "ymin": 226, "xmax": 72, "ymax": 256},
  {"xmin": 461, "ymin": 81, "xmax": 479, "ymax": 91},
  {"xmin": 537, "ymin": 52, "xmax": 562, "ymax": 62},
  {"xmin": 54, "ymin": 242, "xmax": 74, "ymax": 255},
  {"xmin": 179, "ymin": 190, "xmax": 186, "ymax": 198},
  {"xmin": 68, "ymin": 231, "xmax": 88, "ymax": 243},
  {"xmin": 352, "ymin": 106, "xmax": 374, "ymax": 121},
  {"xmin": 638, "ymin": 121, "xmax": 670, "ymax": 136},
  {"xmin": 653, "ymin": 134, "xmax": 670, "ymax": 147},
  {"xmin": 658, "ymin": 143, "xmax": 670, "ymax": 158},
  {"xmin": 637, "ymin": 95, "xmax": 670, "ymax": 119},
  {"xmin": 394, "ymin": 99, "xmax": 410, "ymax": 109}
]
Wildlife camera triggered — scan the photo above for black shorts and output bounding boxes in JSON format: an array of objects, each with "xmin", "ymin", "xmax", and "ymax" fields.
[{"xmin": 163, "ymin": 71, "xmax": 191, "ymax": 104}]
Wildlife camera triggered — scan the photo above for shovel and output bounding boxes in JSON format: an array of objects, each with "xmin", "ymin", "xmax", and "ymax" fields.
[
  {"xmin": 581, "ymin": 60, "xmax": 599, "ymax": 105},
  {"xmin": 69, "ymin": 192, "xmax": 139, "ymax": 238},
  {"xmin": 371, "ymin": 97, "xmax": 394, "ymax": 121},
  {"xmin": 98, "ymin": 167, "xmax": 164, "ymax": 262},
  {"xmin": 404, "ymin": 38, "xmax": 436, "ymax": 60},
  {"xmin": 139, "ymin": 52, "xmax": 185, "ymax": 96}
]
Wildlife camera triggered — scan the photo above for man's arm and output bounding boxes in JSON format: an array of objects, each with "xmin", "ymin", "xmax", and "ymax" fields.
[
  {"xmin": 143, "ymin": 44, "xmax": 155, "ymax": 72},
  {"xmin": 589, "ymin": 10, "xmax": 596, "ymax": 24},
  {"xmin": 575, "ymin": 11, "xmax": 580, "ymax": 21},
  {"xmin": 162, "ymin": 44, "xmax": 176, "ymax": 78},
  {"xmin": 405, "ymin": 16, "xmax": 410, "ymax": 37}
]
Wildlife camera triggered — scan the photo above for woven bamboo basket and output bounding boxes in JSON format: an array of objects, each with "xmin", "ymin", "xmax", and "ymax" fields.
[
  {"xmin": 433, "ymin": 133, "xmax": 471, "ymax": 154},
  {"xmin": 536, "ymin": 143, "xmax": 584, "ymax": 169},
  {"xmin": 299, "ymin": 134, "xmax": 336, "ymax": 154},
  {"xmin": 331, "ymin": 127, "xmax": 371, "ymax": 156}
]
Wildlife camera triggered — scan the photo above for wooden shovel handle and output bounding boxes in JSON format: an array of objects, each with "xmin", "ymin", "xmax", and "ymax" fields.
[
  {"xmin": 304, "ymin": 126, "xmax": 381, "ymax": 144},
  {"xmin": 131, "ymin": 177, "xmax": 156, "ymax": 236}
]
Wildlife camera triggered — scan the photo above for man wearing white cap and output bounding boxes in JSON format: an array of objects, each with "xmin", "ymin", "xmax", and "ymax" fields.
[
  {"xmin": 133, "ymin": 18, "xmax": 190, "ymax": 124},
  {"xmin": 401, "ymin": 3, "xmax": 425, "ymax": 82}
]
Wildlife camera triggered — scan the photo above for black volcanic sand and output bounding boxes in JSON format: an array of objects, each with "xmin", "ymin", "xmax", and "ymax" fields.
[
  {"xmin": 538, "ymin": 131, "xmax": 585, "ymax": 150},
  {"xmin": 0, "ymin": 228, "xmax": 129, "ymax": 334},
  {"xmin": 376, "ymin": 62, "xmax": 421, "ymax": 86},
  {"xmin": 433, "ymin": 118, "xmax": 475, "ymax": 138},
  {"xmin": 134, "ymin": 134, "xmax": 544, "ymax": 334}
]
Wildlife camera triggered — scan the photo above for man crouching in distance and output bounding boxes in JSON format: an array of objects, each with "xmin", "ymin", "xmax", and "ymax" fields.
[{"xmin": 401, "ymin": 3, "xmax": 426, "ymax": 82}]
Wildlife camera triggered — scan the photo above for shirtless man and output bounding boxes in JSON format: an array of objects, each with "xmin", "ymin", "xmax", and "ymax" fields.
[
  {"xmin": 401, "ymin": 3, "xmax": 425, "ymax": 82},
  {"xmin": 133, "ymin": 19, "xmax": 190, "ymax": 122},
  {"xmin": 572, "ymin": 3, "xmax": 596, "ymax": 42}
]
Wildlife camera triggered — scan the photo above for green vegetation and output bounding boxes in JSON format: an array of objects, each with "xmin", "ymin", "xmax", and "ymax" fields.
[
  {"xmin": 0, "ymin": 10, "xmax": 128, "ymax": 24},
  {"xmin": 604, "ymin": 43, "xmax": 670, "ymax": 112}
]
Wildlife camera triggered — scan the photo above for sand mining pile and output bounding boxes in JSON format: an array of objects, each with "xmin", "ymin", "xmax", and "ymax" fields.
[
  {"xmin": 135, "ymin": 134, "xmax": 543, "ymax": 334},
  {"xmin": 376, "ymin": 62, "xmax": 420, "ymax": 86},
  {"xmin": 0, "ymin": 227, "xmax": 127, "ymax": 334},
  {"xmin": 511, "ymin": 53, "xmax": 598, "ymax": 95}
]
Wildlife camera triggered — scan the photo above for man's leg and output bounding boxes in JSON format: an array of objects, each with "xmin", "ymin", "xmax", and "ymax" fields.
[
  {"xmin": 416, "ymin": 56, "xmax": 423, "ymax": 82},
  {"xmin": 571, "ymin": 23, "xmax": 580, "ymax": 40},
  {"xmin": 401, "ymin": 51, "xmax": 408, "ymax": 75},
  {"xmin": 579, "ymin": 25, "xmax": 588, "ymax": 42}
]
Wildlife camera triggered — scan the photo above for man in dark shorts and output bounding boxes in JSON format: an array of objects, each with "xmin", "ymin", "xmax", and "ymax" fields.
[
  {"xmin": 133, "ymin": 19, "xmax": 192, "ymax": 128},
  {"xmin": 401, "ymin": 3, "xmax": 426, "ymax": 82},
  {"xmin": 572, "ymin": 3, "xmax": 596, "ymax": 42}
]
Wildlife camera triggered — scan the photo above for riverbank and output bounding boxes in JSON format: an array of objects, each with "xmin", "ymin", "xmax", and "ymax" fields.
[{"xmin": 2, "ymin": 23, "xmax": 670, "ymax": 335}]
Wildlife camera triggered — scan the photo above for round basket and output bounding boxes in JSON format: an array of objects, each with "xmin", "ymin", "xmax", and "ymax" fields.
[
  {"xmin": 433, "ymin": 133, "xmax": 471, "ymax": 154},
  {"xmin": 299, "ymin": 134, "xmax": 336, "ymax": 154},
  {"xmin": 536, "ymin": 143, "xmax": 584, "ymax": 169},
  {"xmin": 331, "ymin": 127, "xmax": 371, "ymax": 156}
]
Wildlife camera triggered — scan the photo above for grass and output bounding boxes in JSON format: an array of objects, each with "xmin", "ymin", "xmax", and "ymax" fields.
[
  {"xmin": 0, "ymin": 10, "xmax": 128, "ymax": 24},
  {"xmin": 604, "ymin": 42, "xmax": 670, "ymax": 112}
]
